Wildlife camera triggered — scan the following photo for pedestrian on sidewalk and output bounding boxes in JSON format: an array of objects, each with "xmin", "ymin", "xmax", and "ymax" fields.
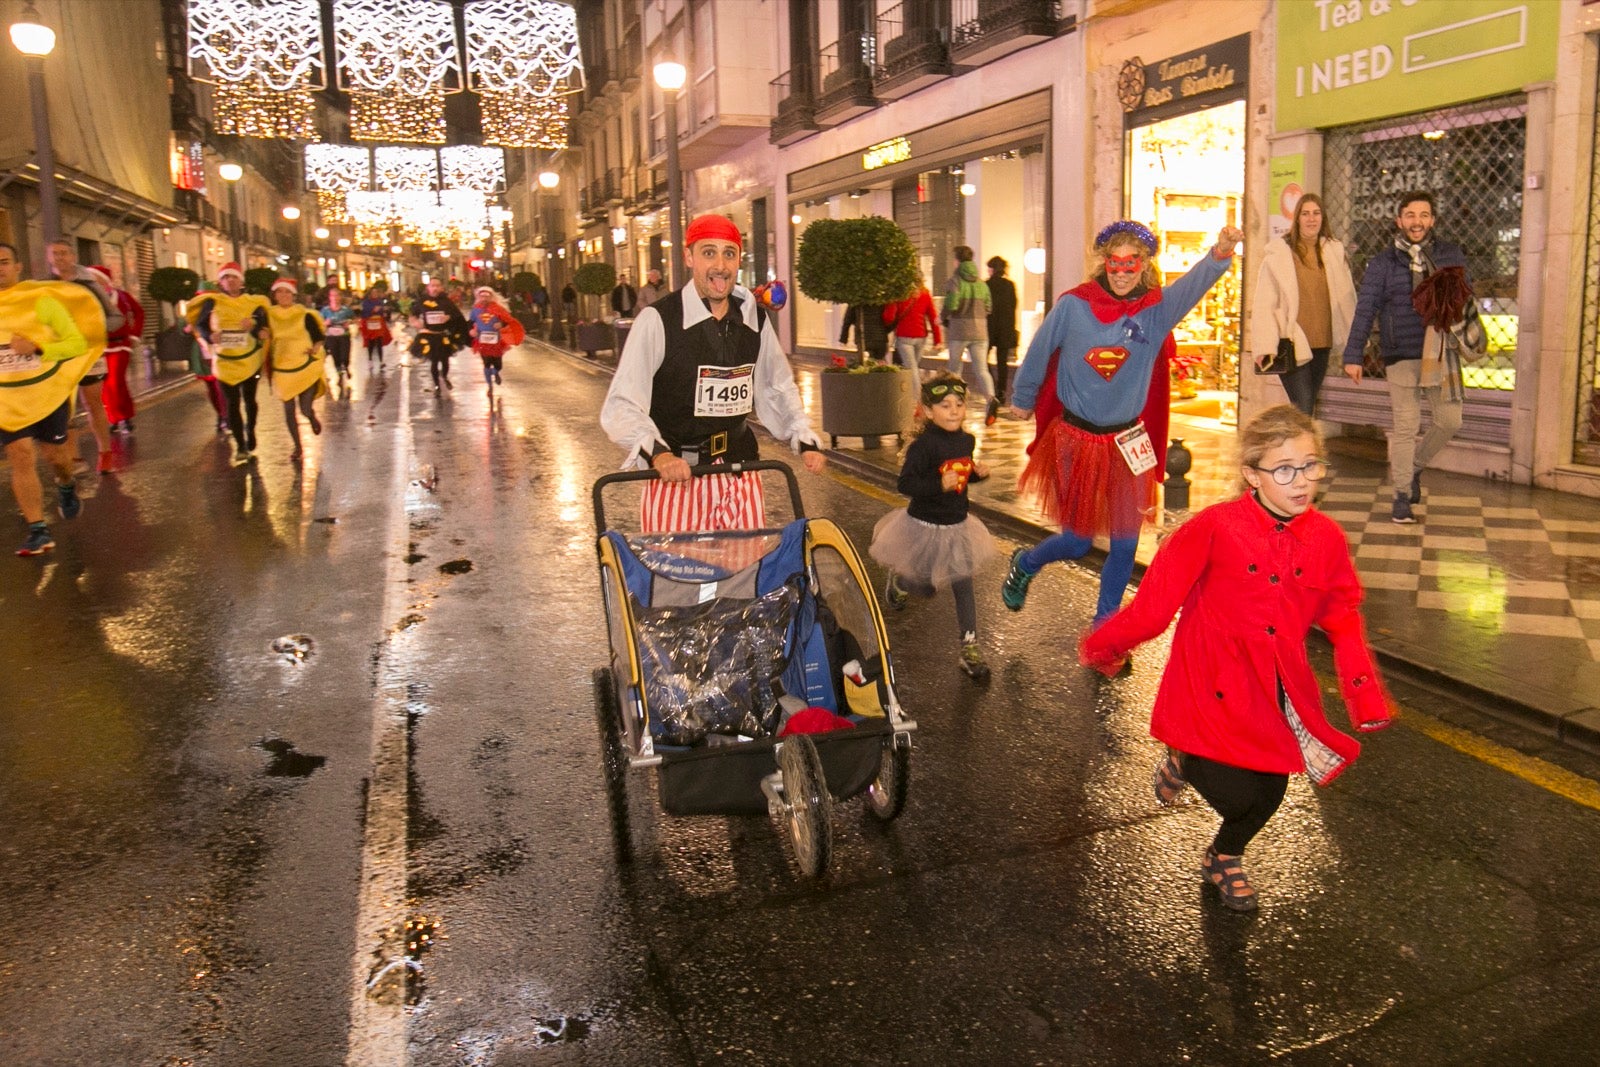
[
  {"xmin": 1080, "ymin": 404, "xmax": 1394, "ymax": 912},
  {"xmin": 600, "ymin": 213, "xmax": 825, "ymax": 533},
  {"xmin": 942, "ymin": 246, "xmax": 998, "ymax": 424},
  {"xmin": 48, "ymin": 240, "xmax": 123, "ymax": 473},
  {"xmin": 359, "ymin": 283, "xmax": 393, "ymax": 367},
  {"xmin": 882, "ymin": 280, "xmax": 940, "ymax": 379},
  {"xmin": 468, "ymin": 286, "xmax": 519, "ymax": 398},
  {"xmin": 188, "ymin": 262, "xmax": 269, "ymax": 466},
  {"xmin": 1342, "ymin": 191, "xmax": 1486, "ymax": 524},
  {"xmin": 409, "ymin": 277, "xmax": 470, "ymax": 393},
  {"xmin": 1248, "ymin": 193, "xmax": 1355, "ymax": 418},
  {"xmin": 265, "ymin": 279, "xmax": 327, "ymax": 462},
  {"xmin": 1005, "ymin": 221, "xmax": 1241, "ymax": 628},
  {"xmin": 985, "ymin": 256, "xmax": 1018, "ymax": 406},
  {"xmin": 838, "ymin": 302, "xmax": 888, "ymax": 363},
  {"xmin": 870, "ymin": 373, "xmax": 998, "ymax": 682},
  {"xmin": 637, "ymin": 268, "xmax": 666, "ymax": 309},
  {"xmin": 0, "ymin": 242, "xmax": 98, "ymax": 555},
  {"xmin": 87, "ymin": 264, "xmax": 145, "ymax": 439},
  {"xmin": 319, "ymin": 286, "xmax": 358, "ymax": 384},
  {"xmin": 611, "ymin": 272, "xmax": 638, "ymax": 318}
]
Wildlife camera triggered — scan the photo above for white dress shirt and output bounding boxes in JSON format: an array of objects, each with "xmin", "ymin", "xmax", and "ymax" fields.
[{"xmin": 600, "ymin": 282, "xmax": 821, "ymax": 469}]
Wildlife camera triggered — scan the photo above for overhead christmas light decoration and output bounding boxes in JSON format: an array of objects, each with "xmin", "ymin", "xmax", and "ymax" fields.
[
  {"xmin": 334, "ymin": 0, "xmax": 461, "ymax": 144},
  {"xmin": 464, "ymin": 0, "xmax": 583, "ymax": 148},
  {"xmin": 439, "ymin": 146, "xmax": 506, "ymax": 193},
  {"xmin": 304, "ymin": 144, "xmax": 372, "ymax": 193},
  {"xmin": 374, "ymin": 147, "xmax": 440, "ymax": 192},
  {"xmin": 188, "ymin": 0, "xmax": 324, "ymax": 139},
  {"xmin": 316, "ymin": 189, "xmax": 350, "ymax": 225}
]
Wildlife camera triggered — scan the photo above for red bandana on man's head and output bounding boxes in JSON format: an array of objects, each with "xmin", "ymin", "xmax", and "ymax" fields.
[{"xmin": 685, "ymin": 214, "xmax": 742, "ymax": 249}]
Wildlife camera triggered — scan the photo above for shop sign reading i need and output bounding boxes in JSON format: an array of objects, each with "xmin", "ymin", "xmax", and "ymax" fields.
[{"xmin": 1275, "ymin": 0, "xmax": 1558, "ymax": 131}]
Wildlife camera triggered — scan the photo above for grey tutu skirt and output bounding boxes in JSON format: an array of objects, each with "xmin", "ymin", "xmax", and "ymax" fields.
[{"xmin": 869, "ymin": 509, "xmax": 998, "ymax": 591}]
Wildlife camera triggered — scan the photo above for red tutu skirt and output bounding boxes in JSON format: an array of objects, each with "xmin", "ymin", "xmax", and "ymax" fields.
[{"xmin": 1017, "ymin": 417, "xmax": 1158, "ymax": 539}]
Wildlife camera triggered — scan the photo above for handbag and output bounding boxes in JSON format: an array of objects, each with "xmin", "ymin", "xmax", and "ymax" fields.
[{"xmin": 1255, "ymin": 337, "xmax": 1295, "ymax": 375}]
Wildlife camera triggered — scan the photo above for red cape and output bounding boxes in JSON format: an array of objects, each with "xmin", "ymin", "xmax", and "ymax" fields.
[{"xmin": 1027, "ymin": 281, "xmax": 1171, "ymax": 471}]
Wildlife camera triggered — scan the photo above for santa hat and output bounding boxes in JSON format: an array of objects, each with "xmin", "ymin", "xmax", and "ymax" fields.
[
  {"xmin": 86, "ymin": 265, "xmax": 114, "ymax": 286},
  {"xmin": 218, "ymin": 262, "xmax": 244, "ymax": 281},
  {"xmin": 685, "ymin": 214, "xmax": 742, "ymax": 249},
  {"xmin": 270, "ymin": 278, "xmax": 298, "ymax": 295},
  {"xmin": 474, "ymin": 286, "xmax": 500, "ymax": 300}
]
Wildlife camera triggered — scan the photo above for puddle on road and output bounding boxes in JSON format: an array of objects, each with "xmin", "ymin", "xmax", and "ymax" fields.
[
  {"xmin": 271, "ymin": 634, "xmax": 315, "ymax": 663},
  {"xmin": 257, "ymin": 738, "xmax": 327, "ymax": 777},
  {"xmin": 438, "ymin": 559, "xmax": 473, "ymax": 575},
  {"xmin": 534, "ymin": 1014, "xmax": 594, "ymax": 1045},
  {"xmin": 393, "ymin": 614, "xmax": 426, "ymax": 632},
  {"xmin": 404, "ymin": 541, "xmax": 427, "ymax": 565}
]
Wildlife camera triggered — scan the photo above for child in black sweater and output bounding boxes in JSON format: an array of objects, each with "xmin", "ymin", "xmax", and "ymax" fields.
[{"xmin": 869, "ymin": 373, "xmax": 999, "ymax": 680}]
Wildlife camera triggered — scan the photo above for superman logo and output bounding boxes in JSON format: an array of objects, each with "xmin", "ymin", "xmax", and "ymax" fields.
[{"xmin": 1084, "ymin": 346, "xmax": 1131, "ymax": 382}]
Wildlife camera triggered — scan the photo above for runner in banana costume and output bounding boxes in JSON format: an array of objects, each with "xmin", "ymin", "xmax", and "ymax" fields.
[
  {"xmin": 264, "ymin": 279, "xmax": 328, "ymax": 462},
  {"xmin": 187, "ymin": 262, "xmax": 269, "ymax": 465},
  {"xmin": 0, "ymin": 242, "xmax": 107, "ymax": 556}
]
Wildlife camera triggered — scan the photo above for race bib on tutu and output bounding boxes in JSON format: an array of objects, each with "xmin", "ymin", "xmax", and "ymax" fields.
[
  {"xmin": 1114, "ymin": 424, "xmax": 1158, "ymax": 476},
  {"xmin": 694, "ymin": 364, "xmax": 754, "ymax": 418},
  {"xmin": 939, "ymin": 456, "xmax": 974, "ymax": 492},
  {"xmin": 477, "ymin": 330, "xmax": 499, "ymax": 345},
  {"xmin": 366, "ymin": 317, "xmax": 385, "ymax": 330}
]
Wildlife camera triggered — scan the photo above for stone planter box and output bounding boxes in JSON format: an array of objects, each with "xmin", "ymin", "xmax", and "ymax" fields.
[
  {"xmin": 820, "ymin": 367, "xmax": 917, "ymax": 447},
  {"xmin": 575, "ymin": 321, "xmax": 612, "ymax": 357}
]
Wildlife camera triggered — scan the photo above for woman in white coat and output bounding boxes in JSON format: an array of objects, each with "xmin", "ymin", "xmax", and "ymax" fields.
[{"xmin": 1248, "ymin": 193, "xmax": 1356, "ymax": 416}]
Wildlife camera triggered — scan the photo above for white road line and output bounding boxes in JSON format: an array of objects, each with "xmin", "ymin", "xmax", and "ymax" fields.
[{"xmin": 346, "ymin": 357, "xmax": 416, "ymax": 1065}]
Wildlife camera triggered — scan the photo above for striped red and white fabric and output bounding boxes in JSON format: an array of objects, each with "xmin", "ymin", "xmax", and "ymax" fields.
[{"xmin": 640, "ymin": 472, "xmax": 766, "ymax": 533}]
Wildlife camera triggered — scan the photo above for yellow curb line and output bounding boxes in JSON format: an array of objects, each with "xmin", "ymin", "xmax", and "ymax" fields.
[
  {"xmin": 1399, "ymin": 706, "xmax": 1600, "ymax": 812},
  {"xmin": 823, "ymin": 464, "xmax": 904, "ymax": 508}
]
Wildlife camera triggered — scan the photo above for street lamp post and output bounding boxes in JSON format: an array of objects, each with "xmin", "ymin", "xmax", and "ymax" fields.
[
  {"xmin": 653, "ymin": 60, "xmax": 686, "ymax": 290},
  {"xmin": 219, "ymin": 162, "xmax": 243, "ymax": 264},
  {"xmin": 11, "ymin": 1, "xmax": 60, "ymax": 248}
]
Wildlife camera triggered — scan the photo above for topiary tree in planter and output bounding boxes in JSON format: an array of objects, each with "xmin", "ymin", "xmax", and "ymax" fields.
[
  {"xmin": 572, "ymin": 261, "xmax": 619, "ymax": 356},
  {"xmin": 794, "ymin": 216, "xmax": 923, "ymax": 446},
  {"xmin": 147, "ymin": 266, "xmax": 199, "ymax": 323},
  {"xmin": 243, "ymin": 267, "xmax": 280, "ymax": 297},
  {"xmin": 795, "ymin": 215, "xmax": 920, "ymax": 367}
]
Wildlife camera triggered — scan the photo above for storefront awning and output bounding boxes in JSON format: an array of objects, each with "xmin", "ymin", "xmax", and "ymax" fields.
[{"xmin": 0, "ymin": 152, "xmax": 185, "ymax": 235}]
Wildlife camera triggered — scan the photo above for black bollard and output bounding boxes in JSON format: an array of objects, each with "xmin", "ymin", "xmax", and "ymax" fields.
[{"xmin": 1164, "ymin": 437, "xmax": 1192, "ymax": 511}]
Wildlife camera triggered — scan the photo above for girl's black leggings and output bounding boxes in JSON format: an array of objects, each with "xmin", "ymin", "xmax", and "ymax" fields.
[
  {"xmin": 1179, "ymin": 752, "xmax": 1289, "ymax": 856},
  {"xmin": 222, "ymin": 374, "xmax": 260, "ymax": 450},
  {"xmin": 896, "ymin": 575, "xmax": 978, "ymax": 639}
]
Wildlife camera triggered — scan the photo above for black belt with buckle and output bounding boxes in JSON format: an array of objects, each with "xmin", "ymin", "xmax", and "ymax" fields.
[{"xmin": 678, "ymin": 430, "xmax": 730, "ymax": 466}]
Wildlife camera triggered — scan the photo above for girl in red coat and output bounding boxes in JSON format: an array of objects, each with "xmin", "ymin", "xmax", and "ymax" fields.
[{"xmin": 1080, "ymin": 404, "xmax": 1393, "ymax": 912}]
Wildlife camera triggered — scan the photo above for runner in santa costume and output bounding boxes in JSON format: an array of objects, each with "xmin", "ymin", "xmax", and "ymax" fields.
[
  {"xmin": 87, "ymin": 265, "xmax": 145, "ymax": 437},
  {"xmin": 1004, "ymin": 220, "xmax": 1242, "ymax": 627},
  {"xmin": 187, "ymin": 261, "xmax": 269, "ymax": 465},
  {"xmin": 600, "ymin": 213, "xmax": 824, "ymax": 533},
  {"xmin": 265, "ymin": 278, "xmax": 329, "ymax": 461}
]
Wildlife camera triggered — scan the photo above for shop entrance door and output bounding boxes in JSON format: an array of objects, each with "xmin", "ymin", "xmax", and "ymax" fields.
[{"xmin": 1127, "ymin": 100, "xmax": 1246, "ymax": 420}]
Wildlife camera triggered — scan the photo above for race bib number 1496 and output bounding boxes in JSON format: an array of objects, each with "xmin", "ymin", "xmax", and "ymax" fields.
[{"xmin": 694, "ymin": 364, "xmax": 755, "ymax": 418}]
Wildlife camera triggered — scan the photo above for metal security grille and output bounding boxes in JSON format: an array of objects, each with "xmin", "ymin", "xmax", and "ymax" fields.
[
  {"xmin": 1575, "ymin": 52, "xmax": 1600, "ymax": 466},
  {"xmin": 1322, "ymin": 98, "xmax": 1525, "ymax": 395}
]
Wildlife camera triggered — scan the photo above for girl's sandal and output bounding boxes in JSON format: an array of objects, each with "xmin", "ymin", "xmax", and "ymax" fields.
[
  {"xmin": 1152, "ymin": 753, "xmax": 1187, "ymax": 807},
  {"xmin": 1202, "ymin": 848, "xmax": 1259, "ymax": 912}
]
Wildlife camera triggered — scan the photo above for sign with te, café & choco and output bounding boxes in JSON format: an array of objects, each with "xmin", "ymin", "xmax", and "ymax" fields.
[{"xmin": 1119, "ymin": 34, "xmax": 1250, "ymax": 128}]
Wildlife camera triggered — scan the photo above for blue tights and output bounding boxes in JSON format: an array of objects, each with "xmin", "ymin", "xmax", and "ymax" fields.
[{"xmin": 1019, "ymin": 533, "xmax": 1139, "ymax": 626}]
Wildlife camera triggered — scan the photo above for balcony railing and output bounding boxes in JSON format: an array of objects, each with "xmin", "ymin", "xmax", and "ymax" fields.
[
  {"xmin": 950, "ymin": 0, "xmax": 1064, "ymax": 59},
  {"xmin": 769, "ymin": 65, "xmax": 820, "ymax": 144},
  {"xmin": 818, "ymin": 31, "xmax": 877, "ymax": 88}
]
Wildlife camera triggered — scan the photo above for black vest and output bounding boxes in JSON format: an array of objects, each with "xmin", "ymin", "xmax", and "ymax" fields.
[{"xmin": 649, "ymin": 291, "xmax": 764, "ymax": 460}]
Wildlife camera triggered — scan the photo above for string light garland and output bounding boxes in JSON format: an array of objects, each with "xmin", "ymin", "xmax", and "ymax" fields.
[
  {"xmin": 188, "ymin": 0, "xmax": 324, "ymax": 139},
  {"xmin": 334, "ymin": 0, "xmax": 460, "ymax": 144},
  {"xmin": 374, "ymin": 147, "xmax": 440, "ymax": 192},
  {"xmin": 464, "ymin": 0, "xmax": 582, "ymax": 149},
  {"xmin": 439, "ymin": 146, "xmax": 506, "ymax": 193},
  {"xmin": 316, "ymin": 189, "xmax": 350, "ymax": 225},
  {"xmin": 304, "ymin": 144, "xmax": 372, "ymax": 193}
]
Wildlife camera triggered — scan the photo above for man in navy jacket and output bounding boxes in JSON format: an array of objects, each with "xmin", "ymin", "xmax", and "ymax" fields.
[{"xmin": 1342, "ymin": 191, "xmax": 1470, "ymax": 524}]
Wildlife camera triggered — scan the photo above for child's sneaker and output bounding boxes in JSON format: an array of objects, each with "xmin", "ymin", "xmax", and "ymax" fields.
[
  {"xmin": 958, "ymin": 633, "xmax": 990, "ymax": 681},
  {"xmin": 57, "ymin": 481, "xmax": 82, "ymax": 519},
  {"xmin": 1001, "ymin": 548, "xmax": 1035, "ymax": 611},
  {"xmin": 16, "ymin": 523, "xmax": 53, "ymax": 556},
  {"xmin": 884, "ymin": 573, "xmax": 909, "ymax": 611}
]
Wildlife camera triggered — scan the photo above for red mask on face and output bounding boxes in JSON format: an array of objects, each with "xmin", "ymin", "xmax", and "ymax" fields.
[{"xmin": 1104, "ymin": 252, "xmax": 1145, "ymax": 276}]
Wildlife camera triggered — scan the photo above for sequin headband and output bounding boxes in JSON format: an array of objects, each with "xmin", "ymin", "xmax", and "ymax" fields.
[{"xmin": 1095, "ymin": 220, "xmax": 1159, "ymax": 256}]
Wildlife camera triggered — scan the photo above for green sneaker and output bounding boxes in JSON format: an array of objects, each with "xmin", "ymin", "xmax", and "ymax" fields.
[
  {"xmin": 958, "ymin": 634, "xmax": 990, "ymax": 682},
  {"xmin": 884, "ymin": 573, "xmax": 910, "ymax": 611},
  {"xmin": 1001, "ymin": 548, "xmax": 1036, "ymax": 611}
]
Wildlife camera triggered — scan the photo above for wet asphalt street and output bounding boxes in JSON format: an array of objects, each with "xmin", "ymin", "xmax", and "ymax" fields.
[{"xmin": 5, "ymin": 342, "xmax": 1600, "ymax": 1066}]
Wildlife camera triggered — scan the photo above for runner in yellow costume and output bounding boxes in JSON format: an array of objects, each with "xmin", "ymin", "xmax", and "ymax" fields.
[
  {"xmin": 0, "ymin": 242, "xmax": 107, "ymax": 556},
  {"xmin": 187, "ymin": 261, "xmax": 269, "ymax": 465},
  {"xmin": 265, "ymin": 279, "xmax": 328, "ymax": 462}
]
